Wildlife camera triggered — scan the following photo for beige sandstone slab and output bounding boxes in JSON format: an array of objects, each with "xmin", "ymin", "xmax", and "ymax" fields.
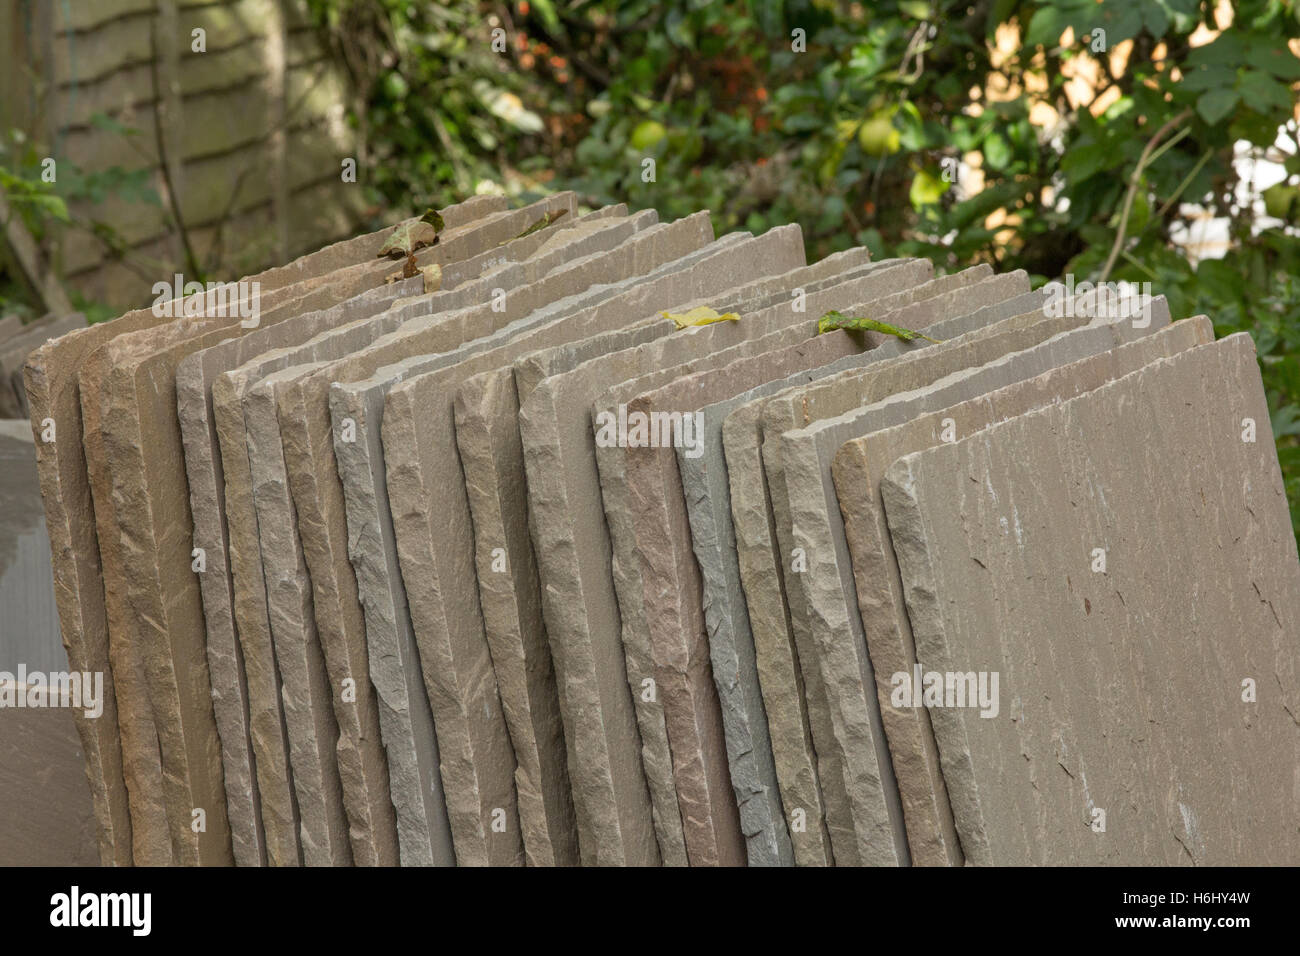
[
  {"xmin": 606, "ymin": 336, "xmax": 885, "ymax": 866},
  {"xmin": 84, "ymin": 263, "xmax": 471, "ymax": 867},
  {"xmin": 456, "ymin": 243, "xmax": 877, "ymax": 866},
  {"xmin": 0, "ymin": 314, "xmax": 85, "ymax": 418},
  {"xmin": 328, "ymin": 208, "xmax": 662, "ymax": 866},
  {"xmin": 590, "ymin": 262, "xmax": 950, "ymax": 865},
  {"xmin": 21, "ymin": 195, "xmax": 501, "ymax": 865},
  {"xmin": 832, "ymin": 317, "xmax": 1212, "ymax": 865},
  {"xmin": 517, "ymin": 245, "xmax": 933, "ymax": 863},
  {"xmin": 268, "ymin": 202, "xmax": 695, "ymax": 866},
  {"xmin": 179, "ymin": 279, "xmax": 426, "ymax": 867},
  {"xmin": 671, "ymin": 284, "xmax": 1048, "ymax": 868},
  {"xmin": 880, "ymin": 334, "xmax": 1300, "ymax": 864},
  {"xmin": 190, "ymin": 204, "xmax": 629, "ymax": 867},
  {"xmin": 710, "ymin": 268, "xmax": 1025, "ymax": 863},
  {"xmin": 226, "ymin": 193, "xmax": 602, "ymax": 865},
  {"xmin": 453, "ymin": 235, "xmax": 835, "ymax": 866},
  {"xmin": 770, "ymin": 300, "xmax": 1170, "ymax": 866}
]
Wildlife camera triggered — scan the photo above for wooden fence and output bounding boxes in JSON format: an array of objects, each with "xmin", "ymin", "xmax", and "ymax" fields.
[{"xmin": 0, "ymin": 0, "xmax": 368, "ymax": 310}]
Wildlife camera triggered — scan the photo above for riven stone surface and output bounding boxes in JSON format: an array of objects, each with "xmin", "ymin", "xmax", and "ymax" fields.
[
  {"xmin": 832, "ymin": 318, "xmax": 1212, "ymax": 865},
  {"xmin": 605, "ymin": 334, "xmax": 890, "ymax": 866},
  {"xmin": 771, "ymin": 303, "xmax": 1170, "ymax": 866},
  {"xmin": 454, "ymin": 236, "xmax": 861, "ymax": 865},
  {"xmin": 178, "ymin": 202, "xmax": 611, "ymax": 866},
  {"xmin": 178, "ymin": 280, "xmax": 423, "ymax": 867},
  {"xmin": 518, "ymin": 228, "xmax": 822, "ymax": 864},
  {"xmin": 517, "ymin": 243, "xmax": 935, "ymax": 863},
  {"xmin": 719, "ymin": 269, "xmax": 1033, "ymax": 863},
  {"xmin": 274, "ymin": 204, "xmax": 706, "ymax": 866},
  {"xmin": 880, "ymin": 334, "xmax": 1300, "ymax": 864},
  {"xmin": 330, "ymin": 208, "xmax": 660, "ymax": 866},
  {"xmin": 575, "ymin": 257, "xmax": 927, "ymax": 866},
  {"xmin": 591, "ymin": 259, "xmax": 943, "ymax": 866},
  {"xmin": 17, "ymin": 196, "xmax": 497, "ymax": 866},
  {"xmin": 224, "ymin": 193, "xmax": 591, "ymax": 866},
  {"xmin": 82, "ymin": 258, "xmax": 447, "ymax": 867}
]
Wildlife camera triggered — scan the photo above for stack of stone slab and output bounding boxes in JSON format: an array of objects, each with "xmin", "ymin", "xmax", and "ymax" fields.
[{"xmin": 21, "ymin": 194, "xmax": 1300, "ymax": 866}]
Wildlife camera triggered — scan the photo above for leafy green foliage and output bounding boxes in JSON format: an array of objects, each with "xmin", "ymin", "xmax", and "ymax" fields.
[{"xmin": 296, "ymin": 0, "xmax": 1300, "ymax": 545}]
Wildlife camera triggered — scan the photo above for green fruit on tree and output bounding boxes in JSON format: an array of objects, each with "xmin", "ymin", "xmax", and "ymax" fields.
[
  {"xmin": 630, "ymin": 120, "xmax": 667, "ymax": 151},
  {"xmin": 858, "ymin": 113, "xmax": 900, "ymax": 157},
  {"xmin": 1262, "ymin": 183, "xmax": 1298, "ymax": 221}
]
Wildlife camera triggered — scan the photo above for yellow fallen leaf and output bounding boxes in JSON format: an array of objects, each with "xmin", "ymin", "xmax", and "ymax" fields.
[
  {"xmin": 663, "ymin": 306, "xmax": 741, "ymax": 329},
  {"xmin": 421, "ymin": 262, "xmax": 442, "ymax": 293}
]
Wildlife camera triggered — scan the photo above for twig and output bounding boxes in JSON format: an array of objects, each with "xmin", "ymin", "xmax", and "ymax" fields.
[
  {"xmin": 149, "ymin": 17, "xmax": 203, "ymax": 282},
  {"xmin": 1098, "ymin": 108, "xmax": 1191, "ymax": 283}
]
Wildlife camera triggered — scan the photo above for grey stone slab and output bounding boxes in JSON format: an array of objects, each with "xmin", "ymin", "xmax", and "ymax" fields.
[
  {"xmin": 880, "ymin": 334, "xmax": 1300, "ymax": 864},
  {"xmin": 606, "ymin": 335, "xmax": 890, "ymax": 867},
  {"xmin": 456, "ymin": 244, "xmax": 884, "ymax": 867},
  {"xmin": 518, "ymin": 247, "xmax": 935, "ymax": 864},
  {"xmin": 178, "ymin": 279, "xmax": 423, "ymax": 868},
  {"xmin": 271, "ymin": 206, "xmax": 707, "ymax": 867},
  {"xmin": 771, "ymin": 302, "xmax": 1170, "ymax": 866},
  {"xmin": 0, "ymin": 314, "xmax": 23, "ymax": 343},
  {"xmin": 186, "ymin": 204, "xmax": 628, "ymax": 868},
  {"xmin": 672, "ymin": 292, "xmax": 1054, "ymax": 867},
  {"xmin": 0, "ymin": 314, "xmax": 85, "ymax": 418},
  {"xmin": 591, "ymin": 261, "xmax": 953, "ymax": 867},
  {"xmin": 711, "ymin": 270, "xmax": 1035, "ymax": 864},
  {"xmin": 18, "ymin": 195, "xmax": 501, "ymax": 866},
  {"xmin": 224, "ymin": 193, "xmax": 602, "ymax": 866},
  {"xmin": 0, "ymin": 422, "xmax": 63, "ymax": 677},
  {"xmin": 832, "ymin": 317, "xmax": 1213, "ymax": 866},
  {"xmin": 330, "ymin": 208, "xmax": 661, "ymax": 866}
]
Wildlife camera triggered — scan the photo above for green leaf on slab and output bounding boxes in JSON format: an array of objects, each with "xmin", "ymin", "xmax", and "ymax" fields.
[{"xmin": 817, "ymin": 309, "xmax": 943, "ymax": 342}]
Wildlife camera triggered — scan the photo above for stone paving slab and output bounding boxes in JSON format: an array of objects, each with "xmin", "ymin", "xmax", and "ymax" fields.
[
  {"xmin": 770, "ymin": 302, "xmax": 1169, "ymax": 866},
  {"xmin": 0, "ymin": 314, "xmax": 23, "ymax": 343},
  {"xmin": 328, "ymin": 209, "xmax": 667, "ymax": 866},
  {"xmin": 591, "ymin": 261, "xmax": 952, "ymax": 866},
  {"xmin": 223, "ymin": 194, "xmax": 603, "ymax": 865},
  {"xmin": 0, "ymin": 314, "xmax": 85, "ymax": 418},
  {"xmin": 832, "ymin": 317, "xmax": 1212, "ymax": 865},
  {"xmin": 517, "ymin": 229, "xmax": 824, "ymax": 864},
  {"xmin": 458, "ymin": 244, "xmax": 887, "ymax": 866},
  {"xmin": 717, "ymin": 270, "xmax": 1033, "ymax": 863},
  {"xmin": 82, "ymin": 250, "xmax": 492, "ymax": 867},
  {"xmin": 606, "ymin": 335, "xmax": 894, "ymax": 866},
  {"xmin": 270, "ymin": 207, "xmax": 703, "ymax": 866},
  {"xmin": 178, "ymin": 279, "xmax": 424, "ymax": 867},
  {"xmin": 517, "ymin": 248, "xmax": 942, "ymax": 864},
  {"xmin": 21, "ymin": 195, "xmax": 500, "ymax": 866},
  {"xmin": 879, "ymin": 333, "xmax": 1300, "ymax": 864},
  {"xmin": 668, "ymin": 287, "xmax": 1049, "ymax": 866},
  {"xmin": 387, "ymin": 227, "xmax": 743, "ymax": 868},
  {"xmin": 575, "ymin": 258, "xmax": 925, "ymax": 866}
]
